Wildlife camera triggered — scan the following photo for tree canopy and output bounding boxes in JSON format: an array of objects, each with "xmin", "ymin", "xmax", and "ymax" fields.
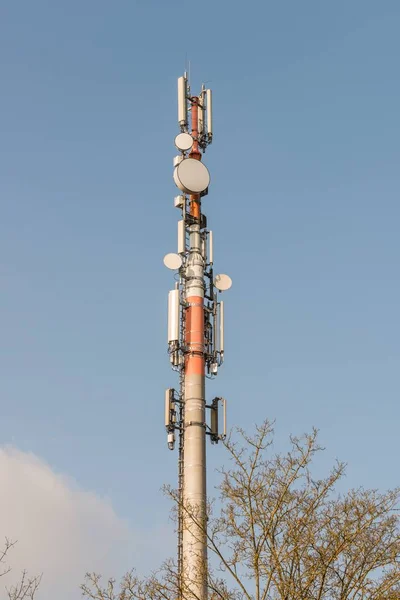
[{"xmin": 81, "ymin": 421, "xmax": 400, "ymax": 600}]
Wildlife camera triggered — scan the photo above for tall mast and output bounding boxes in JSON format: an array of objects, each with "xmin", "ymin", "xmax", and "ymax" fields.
[{"xmin": 164, "ymin": 73, "xmax": 231, "ymax": 600}]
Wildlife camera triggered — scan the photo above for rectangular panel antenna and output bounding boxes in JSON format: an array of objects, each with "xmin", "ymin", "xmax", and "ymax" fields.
[
  {"xmin": 219, "ymin": 301, "xmax": 224, "ymax": 353},
  {"xmin": 168, "ymin": 290, "xmax": 180, "ymax": 342},
  {"xmin": 211, "ymin": 398, "xmax": 219, "ymax": 440},
  {"xmin": 198, "ymin": 94, "xmax": 204, "ymax": 135},
  {"xmin": 209, "ymin": 231, "xmax": 213, "ymax": 265},
  {"xmin": 206, "ymin": 89, "xmax": 213, "ymax": 138},
  {"xmin": 165, "ymin": 388, "xmax": 174, "ymax": 427},
  {"xmin": 178, "ymin": 76, "xmax": 187, "ymax": 129},
  {"xmin": 178, "ymin": 220, "xmax": 185, "ymax": 254}
]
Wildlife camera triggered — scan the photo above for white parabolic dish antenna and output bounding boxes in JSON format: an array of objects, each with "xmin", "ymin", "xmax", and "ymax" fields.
[
  {"xmin": 175, "ymin": 132, "xmax": 193, "ymax": 152},
  {"xmin": 163, "ymin": 253, "xmax": 182, "ymax": 270},
  {"xmin": 214, "ymin": 274, "xmax": 232, "ymax": 291},
  {"xmin": 173, "ymin": 158, "xmax": 210, "ymax": 194}
]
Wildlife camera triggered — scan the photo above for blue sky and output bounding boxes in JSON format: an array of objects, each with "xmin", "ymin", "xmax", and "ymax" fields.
[{"xmin": 1, "ymin": 1, "xmax": 399, "ymax": 596}]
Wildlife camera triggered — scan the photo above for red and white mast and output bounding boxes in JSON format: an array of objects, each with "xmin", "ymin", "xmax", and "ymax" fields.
[{"xmin": 164, "ymin": 73, "xmax": 231, "ymax": 600}]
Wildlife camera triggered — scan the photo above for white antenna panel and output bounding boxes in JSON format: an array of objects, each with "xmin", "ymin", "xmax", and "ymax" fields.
[
  {"xmin": 165, "ymin": 388, "xmax": 173, "ymax": 427},
  {"xmin": 168, "ymin": 290, "xmax": 180, "ymax": 342},
  {"xmin": 163, "ymin": 253, "xmax": 182, "ymax": 270},
  {"xmin": 173, "ymin": 158, "xmax": 210, "ymax": 194},
  {"xmin": 175, "ymin": 132, "xmax": 193, "ymax": 152},
  {"xmin": 219, "ymin": 301, "xmax": 224, "ymax": 353},
  {"xmin": 178, "ymin": 76, "xmax": 187, "ymax": 127},
  {"xmin": 201, "ymin": 236, "xmax": 206, "ymax": 261},
  {"xmin": 198, "ymin": 96, "xmax": 204, "ymax": 135},
  {"xmin": 214, "ymin": 274, "xmax": 232, "ymax": 291},
  {"xmin": 177, "ymin": 220, "xmax": 185, "ymax": 254},
  {"xmin": 206, "ymin": 89, "xmax": 213, "ymax": 137}
]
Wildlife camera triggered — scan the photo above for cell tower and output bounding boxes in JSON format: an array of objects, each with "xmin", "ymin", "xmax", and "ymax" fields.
[{"xmin": 164, "ymin": 73, "xmax": 232, "ymax": 600}]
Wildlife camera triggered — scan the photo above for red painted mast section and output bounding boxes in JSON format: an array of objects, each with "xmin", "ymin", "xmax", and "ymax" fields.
[{"xmin": 186, "ymin": 95, "xmax": 204, "ymax": 379}]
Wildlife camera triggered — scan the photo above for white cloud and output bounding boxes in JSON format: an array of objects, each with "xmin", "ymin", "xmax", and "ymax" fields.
[{"xmin": 0, "ymin": 447, "xmax": 168, "ymax": 600}]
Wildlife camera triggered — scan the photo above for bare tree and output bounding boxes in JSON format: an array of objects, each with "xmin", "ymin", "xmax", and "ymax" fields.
[
  {"xmin": 81, "ymin": 421, "xmax": 400, "ymax": 600},
  {"xmin": 81, "ymin": 562, "xmax": 186, "ymax": 600},
  {"xmin": 6, "ymin": 570, "xmax": 42, "ymax": 600},
  {"xmin": 0, "ymin": 539, "xmax": 16, "ymax": 579},
  {"xmin": 0, "ymin": 538, "xmax": 41, "ymax": 600}
]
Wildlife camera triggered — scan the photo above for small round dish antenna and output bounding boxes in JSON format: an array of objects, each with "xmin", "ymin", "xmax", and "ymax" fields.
[
  {"xmin": 175, "ymin": 132, "xmax": 193, "ymax": 152},
  {"xmin": 214, "ymin": 274, "xmax": 232, "ymax": 291},
  {"xmin": 173, "ymin": 158, "xmax": 210, "ymax": 194},
  {"xmin": 163, "ymin": 253, "xmax": 182, "ymax": 270}
]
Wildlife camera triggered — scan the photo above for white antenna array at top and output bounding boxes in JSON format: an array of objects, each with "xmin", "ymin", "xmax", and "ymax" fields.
[{"xmin": 177, "ymin": 74, "xmax": 213, "ymax": 147}]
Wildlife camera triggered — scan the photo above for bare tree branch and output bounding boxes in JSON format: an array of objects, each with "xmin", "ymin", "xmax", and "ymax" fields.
[
  {"xmin": 6, "ymin": 571, "xmax": 42, "ymax": 600},
  {"xmin": 81, "ymin": 420, "xmax": 400, "ymax": 600},
  {"xmin": 1, "ymin": 538, "xmax": 42, "ymax": 599}
]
